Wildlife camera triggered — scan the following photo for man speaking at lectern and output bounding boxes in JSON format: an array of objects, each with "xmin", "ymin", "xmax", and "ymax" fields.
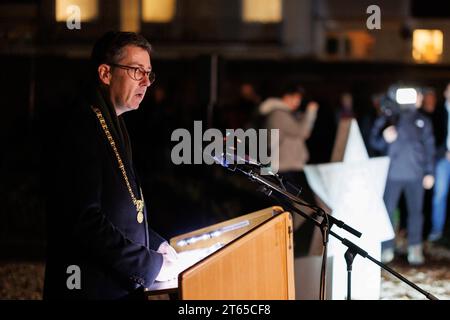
[{"xmin": 43, "ymin": 32, "xmax": 179, "ymax": 299}]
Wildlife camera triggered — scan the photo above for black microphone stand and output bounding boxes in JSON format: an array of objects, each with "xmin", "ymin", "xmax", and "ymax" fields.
[{"xmin": 230, "ymin": 164, "xmax": 439, "ymax": 300}]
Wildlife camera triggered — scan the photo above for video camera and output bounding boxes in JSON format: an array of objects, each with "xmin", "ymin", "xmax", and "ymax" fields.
[
  {"xmin": 380, "ymin": 85, "xmax": 420, "ymax": 120},
  {"xmin": 380, "ymin": 85, "xmax": 420, "ymax": 117}
]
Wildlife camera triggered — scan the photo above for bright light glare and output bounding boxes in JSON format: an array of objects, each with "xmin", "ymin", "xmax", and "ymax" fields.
[{"xmin": 396, "ymin": 88, "xmax": 417, "ymax": 105}]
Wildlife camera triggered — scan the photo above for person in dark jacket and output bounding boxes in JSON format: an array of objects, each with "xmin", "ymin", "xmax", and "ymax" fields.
[
  {"xmin": 43, "ymin": 32, "xmax": 179, "ymax": 300},
  {"xmin": 370, "ymin": 90, "xmax": 435, "ymax": 265},
  {"xmin": 428, "ymin": 84, "xmax": 450, "ymax": 242}
]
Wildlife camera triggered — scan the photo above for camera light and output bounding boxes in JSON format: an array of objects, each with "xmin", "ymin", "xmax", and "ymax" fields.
[{"xmin": 396, "ymin": 88, "xmax": 417, "ymax": 105}]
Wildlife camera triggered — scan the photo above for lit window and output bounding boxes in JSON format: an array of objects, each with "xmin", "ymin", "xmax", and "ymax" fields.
[
  {"xmin": 55, "ymin": 0, "xmax": 98, "ymax": 22},
  {"xmin": 242, "ymin": 0, "xmax": 282, "ymax": 23},
  {"xmin": 412, "ymin": 29, "xmax": 443, "ymax": 63},
  {"xmin": 120, "ymin": 0, "xmax": 140, "ymax": 32},
  {"xmin": 347, "ymin": 31, "xmax": 375, "ymax": 59},
  {"xmin": 142, "ymin": 0, "xmax": 176, "ymax": 23}
]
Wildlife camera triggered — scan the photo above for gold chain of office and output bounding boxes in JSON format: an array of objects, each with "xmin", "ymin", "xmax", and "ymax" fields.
[{"xmin": 91, "ymin": 106, "xmax": 144, "ymax": 224}]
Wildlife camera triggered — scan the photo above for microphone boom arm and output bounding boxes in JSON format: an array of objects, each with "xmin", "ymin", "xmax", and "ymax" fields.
[{"xmin": 232, "ymin": 165, "xmax": 439, "ymax": 300}]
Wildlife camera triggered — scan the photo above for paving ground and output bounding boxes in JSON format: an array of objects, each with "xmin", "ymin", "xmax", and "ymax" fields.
[
  {"xmin": 1, "ymin": 243, "xmax": 449, "ymax": 300},
  {"xmin": 0, "ymin": 262, "xmax": 44, "ymax": 300},
  {"xmin": 380, "ymin": 242, "xmax": 450, "ymax": 300}
]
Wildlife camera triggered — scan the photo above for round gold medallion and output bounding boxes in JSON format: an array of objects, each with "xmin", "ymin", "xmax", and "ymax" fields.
[{"xmin": 137, "ymin": 212, "xmax": 144, "ymax": 224}]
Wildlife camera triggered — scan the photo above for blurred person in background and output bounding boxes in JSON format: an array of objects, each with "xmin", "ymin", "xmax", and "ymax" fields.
[
  {"xmin": 428, "ymin": 83, "xmax": 450, "ymax": 244},
  {"xmin": 370, "ymin": 88, "xmax": 435, "ymax": 266},
  {"xmin": 259, "ymin": 83, "xmax": 319, "ymax": 256},
  {"xmin": 419, "ymin": 88, "xmax": 438, "ymax": 242},
  {"xmin": 335, "ymin": 92, "xmax": 355, "ymax": 124}
]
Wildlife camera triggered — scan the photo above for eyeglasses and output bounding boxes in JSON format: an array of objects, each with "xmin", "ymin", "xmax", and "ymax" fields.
[{"xmin": 109, "ymin": 63, "xmax": 155, "ymax": 84}]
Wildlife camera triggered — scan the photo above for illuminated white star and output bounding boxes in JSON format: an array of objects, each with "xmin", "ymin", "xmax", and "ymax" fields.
[{"xmin": 298, "ymin": 118, "xmax": 394, "ymax": 300}]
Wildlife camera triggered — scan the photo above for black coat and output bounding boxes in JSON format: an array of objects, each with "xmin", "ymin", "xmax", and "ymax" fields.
[
  {"xmin": 43, "ymin": 88, "xmax": 165, "ymax": 300},
  {"xmin": 370, "ymin": 109, "xmax": 435, "ymax": 181},
  {"xmin": 432, "ymin": 104, "xmax": 449, "ymax": 159}
]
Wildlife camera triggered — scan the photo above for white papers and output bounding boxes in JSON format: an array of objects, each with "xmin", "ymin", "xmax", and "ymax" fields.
[{"xmin": 155, "ymin": 242, "xmax": 224, "ymax": 283}]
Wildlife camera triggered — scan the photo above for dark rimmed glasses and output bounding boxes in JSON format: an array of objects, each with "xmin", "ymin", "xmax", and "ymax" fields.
[{"xmin": 109, "ymin": 63, "xmax": 155, "ymax": 84}]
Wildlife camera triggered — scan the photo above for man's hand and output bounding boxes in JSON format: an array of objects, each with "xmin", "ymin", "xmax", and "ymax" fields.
[
  {"xmin": 155, "ymin": 254, "xmax": 180, "ymax": 282},
  {"xmin": 157, "ymin": 241, "xmax": 178, "ymax": 262},
  {"xmin": 306, "ymin": 101, "xmax": 319, "ymax": 113},
  {"xmin": 382, "ymin": 126, "xmax": 398, "ymax": 143},
  {"xmin": 423, "ymin": 175, "xmax": 435, "ymax": 190}
]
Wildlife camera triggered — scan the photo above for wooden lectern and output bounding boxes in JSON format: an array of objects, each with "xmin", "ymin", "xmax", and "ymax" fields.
[{"xmin": 147, "ymin": 206, "xmax": 295, "ymax": 300}]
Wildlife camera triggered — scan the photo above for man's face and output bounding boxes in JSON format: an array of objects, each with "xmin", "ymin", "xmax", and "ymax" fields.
[
  {"xmin": 423, "ymin": 92, "xmax": 436, "ymax": 112},
  {"xmin": 107, "ymin": 45, "xmax": 152, "ymax": 115},
  {"xmin": 283, "ymin": 93, "xmax": 302, "ymax": 111},
  {"xmin": 444, "ymin": 84, "xmax": 450, "ymax": 101}
]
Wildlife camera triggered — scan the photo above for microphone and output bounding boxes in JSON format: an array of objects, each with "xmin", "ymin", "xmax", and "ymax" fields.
[
  {"xmin": 212, "ymin": 143, "xmax": 362, "ymax": 239},
  {"xmin": 226, "ymin": 150, "xmax": 261, "ymax": 166},
  {"xmin": 211, "ymin": 153, "xmax": 233, "ymax": 168},
  {"xmin": 213, "ymin": 149, "xmax": 279, "ymax": 178},
  {"xmin": 212, "ymin": 150, "xmax": 292, "ymax": 199},
  {"xmin": 211, "ymin": 151, "xmax": 257, "ymax": 172}
]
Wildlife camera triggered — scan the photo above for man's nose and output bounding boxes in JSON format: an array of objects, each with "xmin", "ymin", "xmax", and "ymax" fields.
[{"xmin": 140, "ymin": 75, "xmax": 151, "ymax": 87}]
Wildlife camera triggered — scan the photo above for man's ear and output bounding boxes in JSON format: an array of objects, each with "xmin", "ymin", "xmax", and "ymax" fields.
[{"xmin": 98, "ymin": 64, "xmax": 111, "ymax": 86}]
